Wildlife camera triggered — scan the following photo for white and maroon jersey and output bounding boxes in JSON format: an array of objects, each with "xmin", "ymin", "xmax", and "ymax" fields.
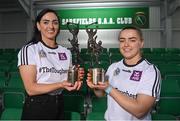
[
  {"xmin": 105, "ymin": 58, "xmax": 161, "ymax": 121},
  {"xmin": 18, "ymin": 41, "xmax": 72, "ymax": 92}
]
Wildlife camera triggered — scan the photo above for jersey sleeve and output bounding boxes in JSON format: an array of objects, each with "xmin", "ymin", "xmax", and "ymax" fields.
[
  {"xmin": 105, "ymin": 63, "xmax": 117, "ymax": 83},
  {"xmin": 17, "ymin": 44, "xmax": 36, "ymax": 66},
  {"xmin": 68, "ymin": 50, "xmax": 72, "ymax": 67},
  {"xmin": 138, "ymin": 65, "xmax": 161, "ymax": 100}
]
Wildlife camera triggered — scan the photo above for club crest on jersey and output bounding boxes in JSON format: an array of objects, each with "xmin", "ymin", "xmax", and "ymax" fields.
[
  {"xmin": 39, "ymin": 50, "xmax": 47, "ymax": 58},
  {"xmin": 113, "ymin": 68, "xmax": 120, "ymax": 76},
  {"xmin": 130, "ymin": 70, "xmax": 142, "ymax": 81},
  {"xmin": 58, "ymin": 53, "xmax": 67, "ymax": 60}
]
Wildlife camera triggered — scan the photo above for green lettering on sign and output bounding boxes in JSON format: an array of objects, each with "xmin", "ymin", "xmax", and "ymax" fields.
[{"xmin": 56, "ymin": 7, "xmax": 149, "ymax": 29}]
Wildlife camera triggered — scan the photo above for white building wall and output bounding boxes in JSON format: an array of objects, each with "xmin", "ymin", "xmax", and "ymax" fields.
[
  {"xmin": 172, "ymin": 8, "xmax": 180, "ymax": 48},
  {"xmin": 0, "ymin": 11, "xmax": 27, "ymax": 49}
]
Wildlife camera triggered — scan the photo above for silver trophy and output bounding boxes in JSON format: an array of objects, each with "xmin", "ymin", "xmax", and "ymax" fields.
[
  {"xmin": 89, "ymin": 68, "xmax": 105, "ymax": 85},
  {"xmin": 85, "ymin": 22, "xmax": 105, "ymax": 84},
  {"xmin": 67, "ymin": 22, "xmax": 83, "ymax": 64},
  {"xmin": 85, "ymin": 22, "xmax": 104, "ymax": 64},
  {"xmin": 68, "ymin": 65, "xmax": 78, "ymax": 84}
]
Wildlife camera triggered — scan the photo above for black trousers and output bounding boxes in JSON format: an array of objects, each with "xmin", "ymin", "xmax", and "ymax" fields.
[{"xmin": 21, "ymin": 94, "xmax": 64, "ymax": 120}]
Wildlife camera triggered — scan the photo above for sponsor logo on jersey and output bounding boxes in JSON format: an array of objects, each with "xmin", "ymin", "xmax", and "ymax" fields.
[
  {"xmin": 113, "ymin": 68, "xmax": 120, "ymax": 76},
  {"xmin": 39, "ymin": 67, "xmax": 68, "ymax": 75},
  {"xmin": 39, "ymin": 50, "xmax": 47, "ymax": 58},
  {"xmin": 130, "ymin": 70, "xmax": 142, "ymax": 81},
  {"xmin": 116, "ymin": 88, "xmax": 137, "ymax": 99},
  {"xmin": 122, "ymin": 69, "xmax": 131, "ymax": 73},
  {"xmin": 58, "ymin": 53, "xmax": 67, "ymax": 60},
  {"xmin": 48, "ymin": 52, "xmax": 56, "ymax": 55}
]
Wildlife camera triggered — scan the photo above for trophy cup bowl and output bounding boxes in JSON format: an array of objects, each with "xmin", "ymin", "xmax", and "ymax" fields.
[
  {"xmin": 89, "ymin": 68, "xmax": 105, "ymax": 85},
  {"xmin": 68, "ymin": 65, "xmax": 78, "ymax": 84}
]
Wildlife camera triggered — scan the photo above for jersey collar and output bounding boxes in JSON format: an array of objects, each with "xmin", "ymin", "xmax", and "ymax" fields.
[
  {"xmin": 40, "ymin": 40, "xmax": 58, "ymax": 49},
  {"xmin": 123, "ymin": 58, "xmax": 144, "ymax": 67}
]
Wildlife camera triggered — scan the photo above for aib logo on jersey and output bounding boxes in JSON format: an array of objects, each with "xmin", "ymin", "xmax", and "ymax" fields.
[
  {"xmin": 130, "ymin": 70, "xmax": 142, "ymax": 81},
  {"xmin": 58, "ymin": 53, "xmax": 67, "ymax": 60}
]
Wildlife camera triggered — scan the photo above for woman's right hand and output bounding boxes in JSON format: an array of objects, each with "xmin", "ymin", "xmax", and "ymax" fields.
[
  {"xmin": 86, "ymin": 70, "xmax": 109, "ymax": 90},
  {"xmin": 86, "ymin": 71, "xmax": 106, "ymax": 97}
]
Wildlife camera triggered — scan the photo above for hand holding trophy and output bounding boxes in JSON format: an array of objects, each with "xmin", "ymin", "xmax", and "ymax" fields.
[
  {"xmin": 85, "ymin": 22, "xmax": 109, "ymax": 94},
  {"xmin": 86, "ymin": 68, "xmax": 109, "ymax": 97},
  {"xmin": 68, "ymin": 65, "xmax": 84, "ymax": 91}
]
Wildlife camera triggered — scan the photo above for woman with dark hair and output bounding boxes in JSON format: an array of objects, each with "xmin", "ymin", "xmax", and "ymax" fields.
[{"xmin": 18, "ymin": 8, "xmax": 84, "ymax": 120}]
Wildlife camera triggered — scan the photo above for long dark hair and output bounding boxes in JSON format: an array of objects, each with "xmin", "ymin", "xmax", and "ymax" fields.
[{"xmin": 29, "ymin": 8, "xmax": 60, "ymax": 44}]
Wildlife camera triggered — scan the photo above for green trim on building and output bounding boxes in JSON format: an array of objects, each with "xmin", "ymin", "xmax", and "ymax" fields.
[{"xmin": 57, "ymin": 7, "xmax": 149, "ymax": 29}]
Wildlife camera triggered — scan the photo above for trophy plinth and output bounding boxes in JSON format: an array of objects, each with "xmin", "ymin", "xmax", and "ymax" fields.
[
  {"xmin": 68, "ymin": 65, "xmax": 78, "ymax": 84},
  {"xmin": 89, "ymin": 68, "xmax": 105, "ymax": 85}
]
